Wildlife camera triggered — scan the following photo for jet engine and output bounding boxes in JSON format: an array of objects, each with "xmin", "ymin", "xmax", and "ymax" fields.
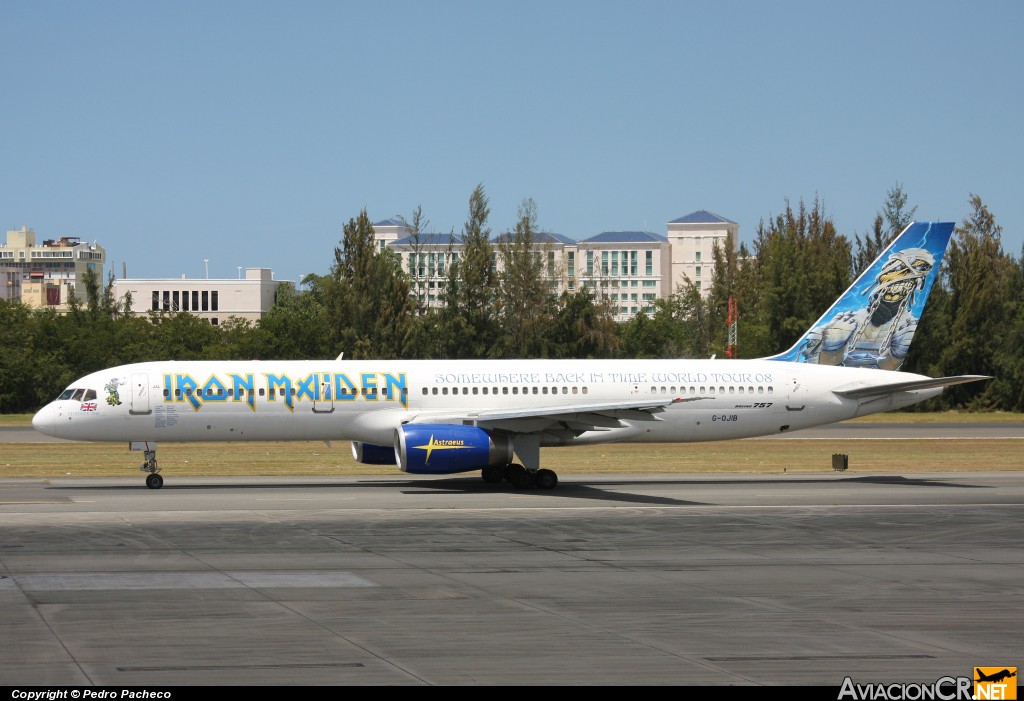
[
  {"xmin": 395, "ymin": 424, "xmax": 513, "ymax": 474},
  {"xmin": 351, "ymin": 441, "xmax": 398, "ymax": 465}
]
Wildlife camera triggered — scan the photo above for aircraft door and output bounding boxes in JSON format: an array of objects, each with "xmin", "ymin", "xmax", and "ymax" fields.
[
  {"xmin": 313, "ymin": 375, "xmax": 334, "ymax": 413},
  {"xmin": 129, "ymin": 373, "xmax": 152, "ymax": 415},
  {"xmin": 785, "ymin": 375, "xmax": 806, "ymax": 411}
]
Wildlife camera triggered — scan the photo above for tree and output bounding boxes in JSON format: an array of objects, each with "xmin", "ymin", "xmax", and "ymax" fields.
[
  {"xmin": 492, "ymin": 198, "xmax": 557, "ymax": 357},
  {"xmin": 939, "ymin": 194, "xmax": 1016, "ymax": 408},
  {"xmin": 439, "ymin": 184, "xmax": 498, "ymax": 358},
  {"xmin": 854, "ymin": 183, "xmax": 917, "ymax": 275},
  {"xmin": 548, "ymin": 289, "xmax": 621, "ymax": 358},
  {"xmin": 748, "ymin": 197, "xmax": 851, "ymax": 354},
  {"xmin": 324, "ymin": 210, "xmax": 416, "ymax": 359}
]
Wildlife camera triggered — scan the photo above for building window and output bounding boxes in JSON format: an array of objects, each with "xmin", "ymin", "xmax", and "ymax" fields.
[
  {"xmin": 182, "ymin": 291, "xmax": 190, "ymax": 311},
  {"xmin": 601, "ymin": 251, "xmax": 609, "ymax": 276},
  {"xmin": 695, "ymin": 266, "xmax": 701, "ymax": 277},
  {"xmin": 567, "ymin": 251, "xmax": 575, "ymax": 277},
  {"xmin": 202, "ymin": 291, "xmax": 209, "ymax": 311},
  {"xmin": 695, "ymin": 251, "xmax": 702, "ymax": 262},
  {"xmin": 547, "ymin": 251, "xmax": 555, "ymax": 276},
  {"xmin": 162, "ymin": 291, "xmax": 170, "ymax": 312},
  {"xmin": 630, "ymin": 251, "xmax": 638, "ymax": 275},
  {"xmin": 151, "ymin": 291, "xmax": 159, "ymax": 311},
  {"xmin": 645, "ymin": 250, "xmax": 653, "ymax": 275},
  {"xmin": 211, "ymin": 291, "xmax": 219, "ymax": 311},
  {"xmin": 192, "ymin": 291, "xmax": 199, "ymax": 310},
  {"xmin": 586, "ymin": 251, "xmax": 593, "ymax": 275},
  {"xmin": 695, "ymin": 281, "xmax": 701, "ymax": 291}
]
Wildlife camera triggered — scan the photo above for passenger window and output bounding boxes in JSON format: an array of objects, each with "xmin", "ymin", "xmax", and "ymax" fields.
[{"xmin": 431, "ymin": 388, "xmax": 438, "ymax": 395}]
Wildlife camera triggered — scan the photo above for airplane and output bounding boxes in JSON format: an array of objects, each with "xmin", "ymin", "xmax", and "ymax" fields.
[
  {"xmin": 975, "ymin": 669, "xmax": 1016, "ymax": 683},
  {"xmin": 31, "ymin": 221, "xmax": 986, "ymax": 490}
]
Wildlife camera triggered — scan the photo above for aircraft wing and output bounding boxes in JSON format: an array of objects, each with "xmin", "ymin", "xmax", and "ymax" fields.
[
  {"xmin": 405, "ymin": 396, "xmax": 701, "ymax": 435},
  {"xmin": 831, "ymin": 375, "xmax": 989, "ymax": 400}
]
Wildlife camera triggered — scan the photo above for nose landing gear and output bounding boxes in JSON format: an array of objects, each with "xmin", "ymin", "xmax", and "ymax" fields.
[{"xmin": 137, "ymin": 447, "xmax": 162, "ymax": 489}]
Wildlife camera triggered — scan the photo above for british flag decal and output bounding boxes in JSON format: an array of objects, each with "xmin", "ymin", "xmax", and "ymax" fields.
[{"xmin": 80, "ymin": 402, "xmax": 97, "ymax": 412}]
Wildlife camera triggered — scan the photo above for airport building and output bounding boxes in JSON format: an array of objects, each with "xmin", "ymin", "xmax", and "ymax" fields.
[
  {"xmin": 1, "ymin": 226, "xmax": 107, "ymax": 311},
  {"xmin": 111, "ymin": 268, "xmax": 285, "ymax": 324},
  {"xmin": 373, "ymin": 210, "xmax": 738, "ymax": 320}
]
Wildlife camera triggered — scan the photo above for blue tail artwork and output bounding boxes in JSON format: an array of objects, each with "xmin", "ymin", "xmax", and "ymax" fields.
[{"xmin": 768, "ymin": 221, "xmax": 955, "ymax": 370}]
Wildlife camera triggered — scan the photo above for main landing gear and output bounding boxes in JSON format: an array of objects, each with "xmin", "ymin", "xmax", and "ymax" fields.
[
  {"xmin": 139, "ymin": 448, "xmax": 163, "ymax": 489},
  {"xmin": 481, "ymin": 464, "xmax": 558, "ymax": 490}
]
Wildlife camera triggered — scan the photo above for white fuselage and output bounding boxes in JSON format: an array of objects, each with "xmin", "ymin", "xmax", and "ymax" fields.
[{"xmin": 31, "ymin": 358, "xmax": 941, "ymax": 447}]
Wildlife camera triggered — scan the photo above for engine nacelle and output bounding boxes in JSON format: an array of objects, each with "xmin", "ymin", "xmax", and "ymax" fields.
[
  {"xmin": 351, "ymin": 441, "xmax": 397, "ymax": 465},
  {"xmin": 395, "ymin": 424, "xmax": 513, "ymax": 474}
]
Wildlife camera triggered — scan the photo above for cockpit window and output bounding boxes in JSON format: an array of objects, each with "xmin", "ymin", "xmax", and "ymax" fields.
[
  {"xmin": 72, "ymin": 389, "xmax": 86, "ymax": 401},
  {"xmin": 58, "ymin": 389, "xmax": 76, "ymax": 400},
  {"xmin": 84, "ymin": 389, "xmax": 97, "ymax": 401}
]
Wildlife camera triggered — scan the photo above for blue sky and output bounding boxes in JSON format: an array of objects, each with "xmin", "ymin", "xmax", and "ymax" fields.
[{"xmin": 3, "ymin": 1, "xmax": 1021, "ymax": 284}]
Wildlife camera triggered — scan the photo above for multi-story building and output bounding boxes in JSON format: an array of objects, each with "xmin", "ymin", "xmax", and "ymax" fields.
[
  {"xmin": 372, "ymin": 209, "xmax": 738, "ymax": 319},
  {"xmin": 1, "ymin": 226, "xmax": 106, "ymax": 310},
  {"xmin": 575, "ymin": 231, "xmax": 672, "ymax": 320},
  {"xmin": 112, "ymin": 268, "xmax": 286, "ymax": 324},
  {"xmin": 667, "ymin": 210, "xmax": 739, "ymax": 294}
]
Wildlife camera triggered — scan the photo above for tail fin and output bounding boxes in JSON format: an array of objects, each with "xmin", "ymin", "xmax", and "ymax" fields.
[{"xmin": 767, "ymin": 221, "xmax": 955, "ymax": 370}]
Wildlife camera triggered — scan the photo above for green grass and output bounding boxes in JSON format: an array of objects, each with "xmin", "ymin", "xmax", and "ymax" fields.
[{"xmin": 1, "ymin": 437, "xmax": 1019, "ymax": 479}]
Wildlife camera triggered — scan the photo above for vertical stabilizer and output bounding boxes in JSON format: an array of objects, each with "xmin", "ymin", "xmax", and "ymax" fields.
[{"xmin": 767, "ymin": 221, "xmax": 954, "ymax": 370}]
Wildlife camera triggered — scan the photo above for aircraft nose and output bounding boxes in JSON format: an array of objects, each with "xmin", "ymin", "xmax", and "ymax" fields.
[{"xmin": 32, "ymin": 404, "xmax": 59, "ymax": 437}]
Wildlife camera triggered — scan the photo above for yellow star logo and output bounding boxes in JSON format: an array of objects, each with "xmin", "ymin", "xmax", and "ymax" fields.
[{"xmin": 413, "ymin": 435, "xmax": 470, "ymax": 463}]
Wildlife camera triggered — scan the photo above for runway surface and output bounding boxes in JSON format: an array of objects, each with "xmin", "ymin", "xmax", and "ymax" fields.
[{"xmin": 1, "ymin": 471, "xmax": 1022, "ymax": 686}]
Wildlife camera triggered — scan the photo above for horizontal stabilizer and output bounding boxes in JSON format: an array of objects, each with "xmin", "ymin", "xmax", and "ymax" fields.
[{"xmin": 832, "ymin": 375, "xmax": 989, "ymax": 400}]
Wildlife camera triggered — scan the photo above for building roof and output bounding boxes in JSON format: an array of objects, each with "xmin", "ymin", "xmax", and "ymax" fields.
[
  {"xmin": 373, "ymin": 218, "xmax": 409, "ymax": 228},
  {"xmin": 391, "ymin": 233, "xmax": 465, "ymax": 246},
  {"xmin": 668, "ymin": 210, "xmax": 737, "ymax": 225},
  {"xmin": 492, "ymin": 232, "xmax": 576, "ymax": 245},
  {"xmin": 580, "ymin": 231, "xmax": 666, "ymax": 243}
]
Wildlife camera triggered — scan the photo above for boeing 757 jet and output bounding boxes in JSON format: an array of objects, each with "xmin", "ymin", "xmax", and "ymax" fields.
[{"xmin": 32, "ymin": 222, "xmax": 985, "ymax": 489}]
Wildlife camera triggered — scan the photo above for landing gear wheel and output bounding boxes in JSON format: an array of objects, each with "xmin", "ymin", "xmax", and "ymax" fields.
[
  {"xmin": 481, "ymin": 465, "xmax": 504, "ymax": 484},
  {"xmin": 509, "ymin": 464, "xmax": 535, "ymax": 489},
  {"xmin": 534, "ymin": 469, "xmax": 558, "ymax": 490},
  {"xmin": 145, "ymin": 473, "xmax": 164, "ymax": 490}
]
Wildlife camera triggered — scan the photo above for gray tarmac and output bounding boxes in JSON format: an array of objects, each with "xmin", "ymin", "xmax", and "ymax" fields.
[{"xmin": 1, "ymin": 470, "xmax": 1022, "ymax": 686}]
